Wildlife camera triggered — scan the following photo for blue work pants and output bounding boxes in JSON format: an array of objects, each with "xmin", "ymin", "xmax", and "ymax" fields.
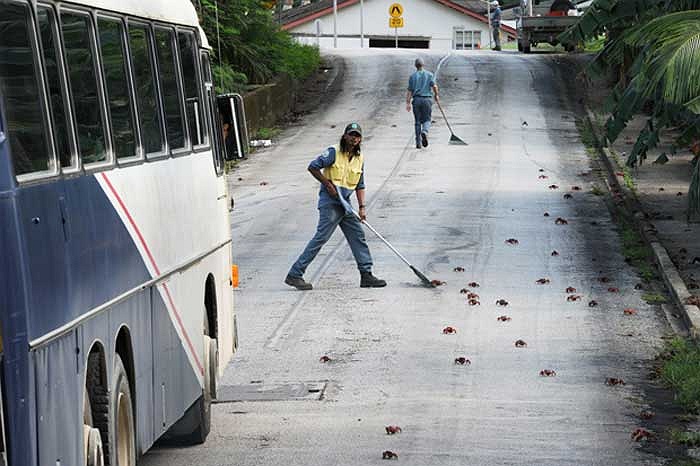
[
  {"xmin": 412, "ymin": 96, "xmax": 432, "ymax": 146},
  {"xmin": 289, "ymin": 204, "xmax": 373, "ymax": 277}
]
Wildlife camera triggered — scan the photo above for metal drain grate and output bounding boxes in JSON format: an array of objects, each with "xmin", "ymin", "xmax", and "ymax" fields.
[{"xmin": 214, "ymin": 381, "xmax": 328, "ymax": 403}]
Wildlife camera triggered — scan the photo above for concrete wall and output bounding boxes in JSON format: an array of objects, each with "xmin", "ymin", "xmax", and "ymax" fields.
[
  {"xmin": 241, "ymin": 74, "xmax": 298, "ymax": 137},
  {"xmin": 288, "ymin": 0, "xmax": 493, "ymax": 50}
]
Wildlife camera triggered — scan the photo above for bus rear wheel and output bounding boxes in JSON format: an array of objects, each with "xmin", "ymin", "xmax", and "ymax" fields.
[
  {"xmin": 111, "ymin": 355, "xmax": 136, "ymax": 466},
  {"xmin": 84, "ymin": 388, "xmax": 105, "ymax": 466}
]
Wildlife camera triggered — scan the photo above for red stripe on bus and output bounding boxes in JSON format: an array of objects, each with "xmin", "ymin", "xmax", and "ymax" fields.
[{"xmin": 100, "ymin": 172, "xmax": 205, "ymax": 376}]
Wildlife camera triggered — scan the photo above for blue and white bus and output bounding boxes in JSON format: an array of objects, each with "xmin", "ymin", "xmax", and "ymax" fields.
[{"xmin": 0, "ymin": 0, "xmax": 237, "ymax": 464}]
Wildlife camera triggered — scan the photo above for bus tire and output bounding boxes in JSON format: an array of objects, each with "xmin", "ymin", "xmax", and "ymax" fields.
[
  {"xmin": 111, "ymin": 355, "xmax": 136, "ymax": 466},
  {"xmin": 84, "ymin": 387, "xmax": 105, "ymax": 466},
  {"xmin": 87, "ymin": 353, "xmax": 110, "ymax": 463}
]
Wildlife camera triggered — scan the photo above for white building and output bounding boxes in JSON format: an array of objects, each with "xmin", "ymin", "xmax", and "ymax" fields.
[{"xmin": 281, "ymin": 0, "xmax": 517, "ymax": 51}]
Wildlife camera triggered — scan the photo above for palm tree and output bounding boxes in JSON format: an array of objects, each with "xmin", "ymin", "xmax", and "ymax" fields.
[{"xmin": 561, "ymin": 0, "xmax": 700, "ymax": 217}]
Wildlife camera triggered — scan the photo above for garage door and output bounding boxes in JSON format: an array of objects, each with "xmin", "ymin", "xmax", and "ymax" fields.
[{"xmin": 369, "ymin": 38, "xmax": 430, "ymax": 49}]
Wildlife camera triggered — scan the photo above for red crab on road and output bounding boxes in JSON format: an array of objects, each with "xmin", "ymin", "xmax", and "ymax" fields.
[
  {"xmin": 454, "ymin": 357, "xmax": 471, "ymax": 365},
  {"xmin": 467, "ymin": 293, "xmax": 479, "ymax": 300},
  {"xmin": 497, "ymin": 315, "xmax": 512, "ymax": 322},
  {"xmin": 536, "ymin": 278, "xmax": 551, "ymax": 285},
  {"xmin": 606, "ymin": 377, "xmax": 626, "ymax": 386},
  {"xmin": 608, "ymin": 287, "xmax": 620, "ymax": 293},
  {"xmin": 567, "ymin": 295, "xmax": 582, "ymax": 302},
  {"xmin": 382, "ymin": 451, "xmax": 399, "ymax": 460},
  {"xmin": 565, "ymin": 287, "xmax": 577, "ymax": 293},
  {"xmin": 624, "ymin": 308, "xmax": 638, "ymax": 315},
  {"xmin": 555, "ymin": 217, "xmax": 569, "ymax": 225},
  {"xmin": 468, "ymin": 282, "xmax": 480, "ymax": 288},
  {"xmin": 563, "ymin": 193, "xmax": 573, "ymax": 199},
  {"xmin": 551, "ymin": 250, "xmax": 560, "ymax": 256},
  {"xmin": 468, "ymin": 299, "xmax": 481, "ymax": 306},
  {"xmin": 631, "ymin": 428, "xmax": 652, "ymax": 442},
  {"xmin": 453, "ymin": 266, "xmax": 465, "ymax": 272},
  {"xmin": 588, "ymin": 300, "xmax": 598, "ymax": 307},
  {"xmin": 495, "ymin": 299, "xmax": 509, "ymax": 306},
  {"xmin": 539, "ymin": 369, "xmax": 556, "ymax": 377},
  {"xmin": 443, "ymin": 326, "xmax": 457, "ymax": 334},
  {"xmin": 515, "ymin": 339, "xmax": 527, "ymax": 348},
  {"xmin": 549, "ymin": 184, "xmax": 559, "ymax": 190},
  {"xmin": 505, "ymin": 238, "xmax": 520, "ymax": 245},
  {"xmin": 385, "ymin": 426, "xmax": 402, "ymax": 435},
  {"xmin": 319, "ymin": 356, "xmax": 332, "ymax": 363}
]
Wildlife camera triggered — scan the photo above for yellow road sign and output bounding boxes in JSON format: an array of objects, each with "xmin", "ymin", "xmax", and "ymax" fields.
[
  {"xmin": 389, "ymin": 3, "xmax": 403, "ymax": 17},
  {"xmin": 389, "ymin": 17, "xmax": 404, "ymax": 28}
]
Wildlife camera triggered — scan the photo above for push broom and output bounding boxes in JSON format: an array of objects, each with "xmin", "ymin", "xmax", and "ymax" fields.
[{"xmin": 436, "ymin": 100, "xmax": 467, "ymax": 145}]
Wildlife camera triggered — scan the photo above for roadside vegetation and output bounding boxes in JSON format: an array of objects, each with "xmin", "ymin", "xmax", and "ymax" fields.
[
  {"xmin": 561, "ymin": 0, "xmax": 700, "ymax": 217},
  {"xmin": 193, "ymin": 0, "xmax": 321, "ymax": 93}
]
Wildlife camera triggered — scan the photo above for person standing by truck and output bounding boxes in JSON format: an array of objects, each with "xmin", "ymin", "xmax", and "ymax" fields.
[{"xmin": 490, "ymin": 1, "xmax": 502, "ymax": 51}]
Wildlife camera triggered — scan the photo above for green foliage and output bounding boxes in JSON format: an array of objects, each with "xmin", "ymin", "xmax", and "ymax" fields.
[
  {"xmin": 670, "ymin": 429, "xmax": 700, "ymax": 446},
  {"xmin": 642, "ymin": 292, "xmax": 667, "ymax": 303},
  {"xmin": 660, "ymin": 337, "xmax": 700, "ymax": 413},
  {"xmin": 212, "ymin": 64, "xmax": 248, "ymax": 94},
  {"xmin": 196, "ymin": 0, "xmax": 320, "ymax": 85},
  {"xmin": 561, "ymin": 0, "xmax": 700, "ymax": 217}
]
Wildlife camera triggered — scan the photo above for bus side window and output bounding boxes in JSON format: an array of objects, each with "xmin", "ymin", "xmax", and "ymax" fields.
[
  {"xmin": 154, "ymin": 28, "xmax": 186, "ymax": 153},
  {"xmin": 61, "ymin": 12, "xmax": 108, "ymax": 166},
  {"xmin": 127, "ymin": 23, "xmax": 164, "ymax": 156},
  {"xmin": 97, "ymin": 17, "xmax": 138, "ymax": 160},
  {"xmin": 0, "ymin": 1, "xmax": 53, "ymax": 176},
  {"xmin": 200, "ymin": 52, "xmax": 224, "ymax": 175},
  {"xmin": 37, "ymin": 5, "xmax": 74, "ymax": 170},
  {"xmin": 178, "ymin": 31, "xmax": 207, "ymax": 148}
]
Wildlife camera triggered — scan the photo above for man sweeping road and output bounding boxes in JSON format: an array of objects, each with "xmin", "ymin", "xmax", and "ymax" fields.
[
  {"xmin": 406, "ymin": 58, "xmax": 440, "ymax": 149},
  {"xmin": 285, "ymin": 123, "xmax": 387, "ymax": 291}
]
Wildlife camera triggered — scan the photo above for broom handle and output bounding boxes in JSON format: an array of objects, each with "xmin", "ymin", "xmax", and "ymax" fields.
[
  {"xmin": 436, "ymin": 100, "xmax": 456, "ymax": 135},
  {"xmin": 337, "ymin": 195, "xmax": 413, "ymax": 267}
]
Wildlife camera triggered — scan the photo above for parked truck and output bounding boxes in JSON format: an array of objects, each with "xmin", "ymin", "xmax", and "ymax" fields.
[{"xmin": 515, "ymin": 1, "xmax": 580, "ymax": 53}]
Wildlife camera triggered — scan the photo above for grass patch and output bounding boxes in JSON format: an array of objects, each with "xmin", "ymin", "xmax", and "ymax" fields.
[
  {"xmin": 591, "ymin": 185, "xmax": 605, "ymax": 196},
  {"xmin": 670, "ymin": 429, "xmax": 700, "ymax": 447},
  {"xmin": 620, "ymin": 223, "xmax": 657, "ymax": 281},
  {"xmin": 254, "ymin": 127, "xmax": 280, "ymax": 140},
  {"xmin": 643, "ymin": 293, "xmax": 668, "ymax": 304},
  {"xmin": 576, "ymin": 118, "xmax": 598, "ymax": 149},
  {"xmin": 659, "ymin": 337, "xmax": 700, "ymax": 413},
  {"xmin": 669, "ymin": 460, "xmax": 700, "ymax": 466}
]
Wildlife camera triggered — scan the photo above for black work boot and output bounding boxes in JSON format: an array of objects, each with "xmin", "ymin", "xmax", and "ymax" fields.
[
  {"xmin": 360, "ymin": 272, "xmax": 387, "ymax": 288},
  {"xmin": 285, "ymin": 274, "xmax": 312, "ymax": 290},
  {"xmin": 421, "ymin": 132, "xmax": 428, "ymax": 147}
]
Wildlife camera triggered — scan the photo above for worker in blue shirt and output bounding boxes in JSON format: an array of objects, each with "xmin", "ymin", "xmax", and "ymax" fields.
[
  {"xmin": 405, "ymin": 58, "xmax": 440, "ymax": 149},
  {"xmin": 285, "ymin": 123, "xmax": 386, "ymax": 290},
  {"xmin": 490, "ymin": 0, "xmax": 502, "ymax": 51}
]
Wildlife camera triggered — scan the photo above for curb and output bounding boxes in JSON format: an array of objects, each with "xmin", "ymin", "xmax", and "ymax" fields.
[{"xmin": 583, "ymin": 109, "xmax": 700, "ymax": 340}]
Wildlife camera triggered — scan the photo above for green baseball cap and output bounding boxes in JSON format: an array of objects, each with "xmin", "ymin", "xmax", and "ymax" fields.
[{"xmin": 344, "ymin": 122, "xmax": 362, "ymax": 136}]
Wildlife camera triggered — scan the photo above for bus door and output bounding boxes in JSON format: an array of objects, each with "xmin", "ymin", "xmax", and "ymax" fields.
[{"xmin": 216, "ymin": 94, "xmax": 249, "ymax": 161}]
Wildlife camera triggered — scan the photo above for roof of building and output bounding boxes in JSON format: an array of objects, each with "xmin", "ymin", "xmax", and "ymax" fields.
[{"xmin": 280, "ymin": 0, "xmax": 517, "ymax": 36}]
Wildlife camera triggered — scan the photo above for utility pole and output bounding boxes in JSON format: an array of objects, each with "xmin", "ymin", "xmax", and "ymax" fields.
[
  {"xmin": 333, "ymin": 0, "xmax": 338, "ymax": 48},
  {"xmin": 487, "ymin": 1, "xmax": 492, "ymax": 49},
  {"xmin": 360, "ymin": 0, "xmax": 364, "ymax": 48}
]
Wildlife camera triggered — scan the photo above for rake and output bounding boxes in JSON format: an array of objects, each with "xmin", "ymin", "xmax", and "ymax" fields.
[{"xmin": 436, "ymin": 100, "xmax": 468, "ymax": 145}]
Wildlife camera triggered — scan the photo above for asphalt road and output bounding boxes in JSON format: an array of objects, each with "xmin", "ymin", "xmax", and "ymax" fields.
[{"xmin": 141, "ymin": 49, "xmax": 673, "ymax": 466}]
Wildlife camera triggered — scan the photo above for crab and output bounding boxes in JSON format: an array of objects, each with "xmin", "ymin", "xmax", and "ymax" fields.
[
  {"xmin": 536, "ymin": 278, "xmax": 551, "ymax": 285},
  {"xmin": 467, "ymin": 293, "xmax": 479, "ymax": 300},
  {"xmin": 567, "ymin": 295, "xmax": 582, "ymax": 302},
  {"xmin": 588, "ymin": 300, "xmax": 598, "ymax": 307},
  {"xmin": 631, "ymin": 428, "xmax": 652, "ymax": 442},
  {"xmin": 563, "ymin": 193, "xmax": 573, "ymax": 199},
  {"xmin": 468, "ymin": 282, "xmax": 480, "ymax": 288},
  {"xmin": 539, "ymin": 369, "xmax": 556, "ymax": 377},
  {"xmin": 382, "ymin": 451, "xmax": 399, "ymax": 460},
  {"xmin": 544, "ymin": 212, "xmax": 551, "ymax": 217},
  {"xmin": 598, "ymin": 276, "xmax": 611, "ymax": 283},
  {"xmin": 605, "ymin": 377, "xmax": 626, "ymax": 386},
  {"xmin": 453, "ymin": 266, "xmax": 465, "ymax": 272},
  {"xmin": 686, "ymin": 295, "xmax": 700, "ymax": 306},
  {"xmin": 431, "ymin": 279, "xmax": 446, "ymax": 286},
  {"xmin": 607, "ymin": 287, "xmax": 620, "ymax": 293},
  {"xmin": 497, "ymin": 315, "xmax": 512, "ymax": 322},
  {"xmin": 515, "ymin": 339, "xmax": 527, "ymax": 348},
  {"xmin": 443, "ymin": 326, "xmax": 457, "ymax": 334},
  {"xmin": 565, "ymin": 287, "xmax": 577, "ymax": 293},
  {"xmin": 385, "ymin": 426, "xmax": 402, "ymax": 435},
  {"xmin": 454, "ymin": 357, "xmax": 471, "ymax": 365},
  {"xmin": 539, "ymin": 175, "xmax": 549, "ymax": 179},
  {"xmin": 495, "ymin": 299, "xmax": 509, "ymax": 306},
  {"xmin": 548, "ymin": 184, "xmax": 559, "ymax": 190},
  {"xmin": 505, "ymin": 238, "xmax": 520, "ymax": 245},
  {"xmin": 319, "ymin": 355, "xmax": 332, "ymax": 363},
  {"xmin": 468, "ymin": 299, "xmax": 481, "ymax": 306},
  {"xmin": 259, "ymin": 181, "xmax": 269, "ymax": 186},
  {"xmin": 571, "ymin": 186, "xmax": 582, "ymax": 191},
  {"xmin": 640, "ymin": 410, "xmax": 655, "ymax": 420},
  {"xmin": 459, "ymin": 288, "xmax": 469, "ymax": 294},
  {"xmin": 623, "ymin": 308, "xmax": 638, "ymax": 315},
  {"xmin": 539, "ymin": 168, "xmax": 545, "ymax": 172},
  {"xmin": 551, "ymin": 250, "xmax": 560, "ymax": 256},
  {"xmin": 555, "ymin": 217, "xmax": 569, "ymax": 225}
]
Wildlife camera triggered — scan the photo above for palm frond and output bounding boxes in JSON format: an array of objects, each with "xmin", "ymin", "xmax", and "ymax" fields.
[{"xmin": 689, "ymin": 156, "xmax": 700, "ymax": 220}]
